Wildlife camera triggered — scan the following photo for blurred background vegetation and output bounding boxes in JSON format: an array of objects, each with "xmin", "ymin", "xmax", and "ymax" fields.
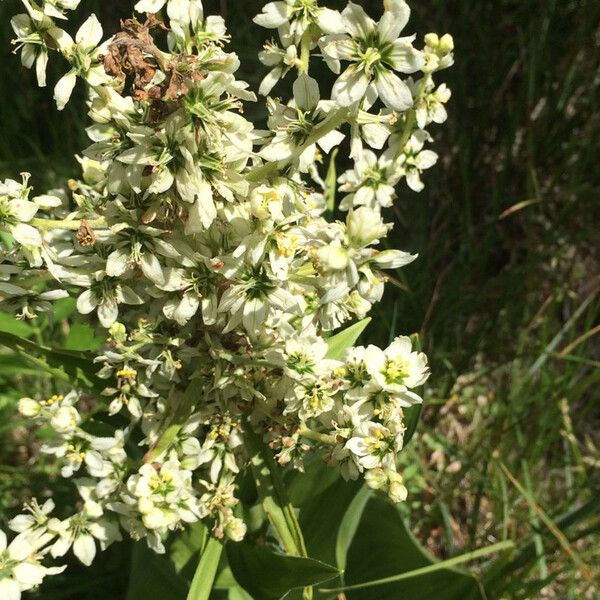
[{"xmin": 0, "ymin": 0, "xmax": 599, "ymax": 598}]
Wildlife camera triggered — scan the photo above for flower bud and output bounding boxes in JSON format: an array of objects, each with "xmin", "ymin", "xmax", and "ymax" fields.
[
  {"xmin": 424, "ymin": 33, "xmax": 439, "ymax": 48},
  {"xmin": 315, "ymin": 245, "xmax": 349, "ymax": 272},
  {"xmin": 365, "ymin": 467, "xmax": 387, "ymax": 490},
  {"xmin": 224, "ymin": 517, "xmax": 247, "ymax": 542},
  {"xmin": 347, "ymin": 207, "xmax": 389, "ymax": 247},
  {"xmin": 109, "ymin": 322, "xmax": 127, "ymax": 343},
  {"xmin": 439, "ymin": 34, "xmax": 454, "ymax": 53},
  {"xmin": 18, "ymin": 397, "xmax": 41, "ymax": 417},
  {"xmin": 388, "ymin": 477, "xmax": 408, "ymax": 503}
]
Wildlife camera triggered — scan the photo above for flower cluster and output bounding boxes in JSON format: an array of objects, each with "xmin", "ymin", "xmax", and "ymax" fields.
[{"xmin": 2, "ymin": 0, "xmax": 451, "ymax": 593}]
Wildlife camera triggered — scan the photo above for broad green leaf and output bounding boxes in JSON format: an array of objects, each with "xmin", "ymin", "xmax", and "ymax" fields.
[
  {"xmin": 0, "ymin": 330, "xmax": 103, "ymax": 391},
  {"xmin": 126, "ymin": 542, "xmax": 188, "ymax": 600},
  {"xmin": 227, "ymin": 541, "xmax": 339, "ymax": 600},
  {"xmin": 334, "ymin": 485, "xmax": 371, "ymax": 573},
  {"xmin": 297, "ymin": 477, "xmax": 370, "ymax": 598},
  {"xmin": 299, "ymin": 477, "xmax": 364, "ymax": 567},
  {"xmin": 228, "ymin": 587, "xmax": 253, "ymax": 600},
  {"xmin": 187, "ymin": 536, "xmax": 223, "ymax": 600},
  {"xmin": 325, "ymin": 318, "xmax": 371, "ymax": 360},
  {"xmin": 286, "ymin": 456, "xmax": 339, "ymax": 508},
  {"xmin": 52, "ymin": 297, "xmax": 77, "ymax": 321},
  {"xmin": 63, "ymin": 322, "xmax": 104, "ymax": 351},
  {"xmin": 339, "ymin": 497, "xmax": 486, "ymax": 600},
  {"xmin": 0, "ymin": 312, "xmax": 34, "ymax": 338}
]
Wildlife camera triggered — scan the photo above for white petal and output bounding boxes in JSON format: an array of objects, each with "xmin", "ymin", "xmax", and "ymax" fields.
[
  {"xmin": 134, "ymin": 0, "xmax": 166, "ymax": 13},
  {"xmin": 76, "ymin": 289, "xmax": 97, "ymax": 314},
  {"xmin": 12, "ymin": 223, "xmax": 42, "ymax": 247},
  {"xmin": 35, "ymin": 51, "xmax": 48, "ymax": 87},
  {"xmin": 375, "ymin": 70, "xmax": 413, "ymax": 111},
  {"xmin": 342, "ymin": 2, "xmax": 376, "ymax": 39},
  {"xmin": 173, "ymin": 292, "xmax": 200, "ymax": 324},
  {"xmin": 317, "ymin": 8, "xmax": 345, "ymax": 34},
  {"xmin": 73, "ymin": 534, "xmax": 96, "ymax": 566},
  {"xmin": 389, "ymin": 42, "xmax": 424, "ymax": 73},
  {"xmin": 259, "ymin": 67, "xmax": 283, "ymax": 96},
  {"xmin": 9, "ymin": 199, "xmax": 38, "ymax": 222},
  {"xmin": 118, "ymin": 285, "xmax": 144, "ymax": 305},
  {"xmin": 140, "ymin": 252, "xmax": 165, "ymax": 285},
  {"xmin": 33, "ymin": 194, "xmax": 62, "ymax": 208},
  {"xmin": 98, "ymin": 300, "xmax": 118, "ymax": 328},
  {"xmin": 317, "ymin": 130, "xmax": 345, "ymax": 153},
  {"xmin": 253, "ymin": 2, "xmax": 288, "ymax": 28},
  {"xmin": 105, "ymin": 248, "xmax": 129, "ymax": 277},
  {"xmin": 13, "ymin": 562, "xmax": 45, "ymax": 587},
  {"xmin": 415, "ymin": 150, "xmax": 438, "ymax": 170},
  {"xmin": 242, "ymin": 297, "xmax": 267, "ymax": 335},
  {"xmin": 378, "ymin": 2, "xmax": 410, "ymax": 42},
  {"xmin": 48, "ymin": 27, "xmax": 74, "ymax": 52},
  {"xmin": 54, "ymin": 71, "xmax": 77, "ymax": 111},
  {"xmin": 21, "ymin": 45, "xmax": 36, "ymax": 70},
  {"xmin": 76, "ymin": 14, "xmax": 103, "ymax": 48},
  {"xmin": 0, "ymin": 579, "xmax": 21, "ymax": 600},
  {"xmin": 406, "ymin": 170, "xmax": 424, "ymax": 192},
  {"xmin": 332, "ymin": 65, "xmax": 370, "ymax": 107},
  {"xmin": 167, "ymin": 0, "xmax": 190, "ymax": 23}
]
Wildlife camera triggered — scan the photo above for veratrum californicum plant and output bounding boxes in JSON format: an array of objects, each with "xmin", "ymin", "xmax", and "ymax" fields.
[{"xmin": 0, "ymin": 0, "xmax": 453, "ymax": 595}]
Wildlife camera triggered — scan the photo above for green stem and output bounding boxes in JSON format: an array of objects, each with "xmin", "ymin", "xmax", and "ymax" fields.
[
  {"xmin": 245, "ymin": 108, "xmax": 351, "ymax": 183},
  {"xmin": 30, "ymin": 217, "xmax": 108, "ymax": 230},
  {"xmin": 298, "ymin": 428, "xmax": 337, "ymax": 445},
  {"xmin": 298, "ymin": 31, "xmax": 312, "ymax": 75},
  {"xmin": 394, "ymin": 74, "xmax": 431, "ymax": 155},
  {"xmin": 246, "ymin": 429, "xmax": 312, "ymax": 599}
]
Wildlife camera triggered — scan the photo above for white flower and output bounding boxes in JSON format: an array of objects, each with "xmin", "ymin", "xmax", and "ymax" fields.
[
  {"xmin": 125, "ymin": 455, "xmax": 201, "ymax": 531},
  {"xmin": 338, "ymin": 149, "xmax": 402, "ymax": 210},
  {"xmin": 396, "ymin": 130, "xmax": 438, "ymax": 192},
  {"xmin": 322, "ymin": 1, "xmax": 423, "ymax": 110},
  {"xmin": 17, "ymin": 398, "xmax": 41, "ymax": 417},
  {"xmin": 365, "ymin": 336, "xmax": 429, "ymax": 398},
  {"xmin": 76, "ymin": 278, "xmax": 144, "ymax": 328},
  {"xmin": 0, "ymin": 529, "xmax": 65, "ymax": 599},
  {"xmin": 0, "ymin": 177, "xmax": 43, "ymax": 250},
  {"xmin": 346, "ymin": 421, "xmax": 402, "ymax": 470},
  {"xmin": 346, "ymin": 206, "xmax": 391, "ymax": 247},
  {"xmin": 259, "ymin": 77, "xmax": 345, "ymax": 171},
  {"xmin": 53, "ymin": 14, "xmax": 106, "ymax": 110}
]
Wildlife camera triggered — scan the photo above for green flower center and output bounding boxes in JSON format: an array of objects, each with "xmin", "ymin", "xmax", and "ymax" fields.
[{"xmin": 382, "ymin": 358, "xmax": 410, "ymax": 385}]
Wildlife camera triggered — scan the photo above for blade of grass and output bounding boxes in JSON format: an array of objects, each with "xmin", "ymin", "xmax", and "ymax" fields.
[
  {"xmin": 499, "ymin": 462, "xmax": 593, "ymax": 582},
  {"xmin": 319, "ymin": 541, "xmax": 514, "ymax": 593}
]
